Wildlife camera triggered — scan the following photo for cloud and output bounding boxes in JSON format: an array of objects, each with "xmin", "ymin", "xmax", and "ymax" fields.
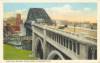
[
  {"xmin": 63, "ymin": 4, "xmax": 72, "ymax": 9},
  {"xmin": 45, "ymin": 4, "xmax": 80, "ymax": 20},
  {"xmin": 4, "ymin": 12, "xmax": 15, "ymax": 20},
  {"xmin": 15, "ymin": 9, "xmax": 28, "ymax": 21},
  {"xmin": 4, "ymin": 9, "xmax": 28, "ymax": 22},
  {"xmin": 45, "ymin": 4, "xmax": 96, "ymax": 23},
  {"xmin": 4, "ymin": 4, "xmax": 96, "ymax": 23},
  {"xmin": 83, "ymin": 7, "xmax": 91, "ymax": 11}
]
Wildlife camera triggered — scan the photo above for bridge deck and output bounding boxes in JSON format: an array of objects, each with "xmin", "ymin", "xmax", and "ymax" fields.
[
  {"xmin": 47, "ymin": 25, "xmax": 97, "ymax": 42},
  {"xmin": 32, "ymin": 23, "xmax": 97, "ymax": 45},
  {"xmin": 32, "ymin": 23, "xmax": 97, "ymax": 59}
]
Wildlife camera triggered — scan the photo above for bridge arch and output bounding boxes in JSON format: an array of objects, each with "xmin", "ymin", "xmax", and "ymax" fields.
[
  {"xmin": 47, "ymin": 50, "xmax": 65, "ymax": 60},
  {"xmin": 35, "ymin": 37, "xmax": 44, "ymax": 59}
]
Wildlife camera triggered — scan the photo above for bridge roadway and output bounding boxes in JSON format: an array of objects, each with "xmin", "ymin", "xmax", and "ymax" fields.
[{"xmin": 32, "ymin": 23, "xmax": 97, "ymax": 60}]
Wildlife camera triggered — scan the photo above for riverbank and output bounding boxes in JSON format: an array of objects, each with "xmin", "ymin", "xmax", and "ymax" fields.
[{"xmin": 4, "ymin": 44, "xmax": 36, "ymax": 60}]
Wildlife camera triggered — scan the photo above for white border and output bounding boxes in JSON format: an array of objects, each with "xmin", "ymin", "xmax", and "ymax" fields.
[{"xmin": 0, "ymin": 0, "xmax": 99, "ymax": 63}]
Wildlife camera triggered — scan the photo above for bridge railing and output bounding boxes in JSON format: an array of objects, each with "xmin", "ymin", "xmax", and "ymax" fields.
[
  {"xmin": 46, "ymin": 29, "xmax": 97, "ymax": 59},
  {"xmin": 33, "ymin": 24, "xmax": 44, "ymax": 36},
  {"xmin": 32, "ymin": 23, "xmax": 97, "ymax": 60}
]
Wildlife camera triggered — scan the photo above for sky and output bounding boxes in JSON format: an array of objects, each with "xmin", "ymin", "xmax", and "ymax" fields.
[{"xmin": 4, "ymin": 3, "xmax": 97, "ymax": 23}]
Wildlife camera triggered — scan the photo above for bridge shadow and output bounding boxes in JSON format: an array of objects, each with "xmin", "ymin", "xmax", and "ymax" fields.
[{"xmin": 36, "ymin": 40, "xmax": 43, "ymax": 59}]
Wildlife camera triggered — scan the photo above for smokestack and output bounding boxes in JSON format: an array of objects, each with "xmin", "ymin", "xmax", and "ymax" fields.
[
  {"xmin": 16, "ymin": 13, "xmax": 22, "ymax": 31},
  {"xmin": 16, "ymin": 13, "xmax": 21, "ymax": 25}
]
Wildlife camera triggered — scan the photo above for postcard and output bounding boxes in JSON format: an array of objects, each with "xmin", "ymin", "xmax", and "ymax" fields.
[{"xmin": 0, "ymin": 0, "xmax": 99, "ymax": 63}]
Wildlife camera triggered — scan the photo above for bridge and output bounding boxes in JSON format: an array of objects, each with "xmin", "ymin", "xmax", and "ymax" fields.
[
  {"xmin": 3, "ymin": 7, "xmax": 97, "ymax": 60},
  {"xmin": 22, "ymin": 8, "xmax": 97, "ymax": 60},
  {"xmin": 31, "ymin": 23, "xmax": 97, "ymax": 60}
]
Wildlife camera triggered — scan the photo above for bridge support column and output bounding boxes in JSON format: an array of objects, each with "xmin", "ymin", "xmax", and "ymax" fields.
[
  {"xmin": 43, "ymin": 27, "xmax": 47, "ymax": 59},
  {"xmin": 79, "ymin": 45, "xmax": 88, "ymax": 59},
  {"xmin": 32, "ymin": 25, "xmax": 37, "ymax": 57}
]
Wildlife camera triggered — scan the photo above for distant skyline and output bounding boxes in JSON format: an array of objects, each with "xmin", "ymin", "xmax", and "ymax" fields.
[{"xmin": 4, "ymin": 3, "xmax": 97, "ymax": 23}]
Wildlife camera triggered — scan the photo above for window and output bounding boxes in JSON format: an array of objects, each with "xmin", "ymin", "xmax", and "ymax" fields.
[
  {"xmin": 63, "ymin": 37, "xmax": 66, "ymax": 47},
  {"xmin": 58, "ymin": 35, "xmax": 60, "ymax": 44},
  {"xmin": 56, "ymin": 34, "xmax": 59, "ymax": 43},
  {"xmin": 73, "ymin": 42, "xmax": 76, "ymax": 52},
  {"xmin": 77, "ymin": 43, "xmax": 80, "ymax": 54},
  {"xmin": 69, "ymin": 40, "xmax": 72, "ymax": 50},
  {"xmin": 88, "ymin": 47, "xmax": 97, "ymax": 59},
  {"xmin": 94, "ymin": 49, "xmax": 97, "ymax": 59},
  {"xmin": 66, "ymin": 38, "xmax": 68, "ymax": 48},
  {"xmin": 54, "ymin": 34, "xmax": 57, "ymax": 41},
  {"xmin": 88, "ymin": 47, "xmax": 92, "ymax": 59}
]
